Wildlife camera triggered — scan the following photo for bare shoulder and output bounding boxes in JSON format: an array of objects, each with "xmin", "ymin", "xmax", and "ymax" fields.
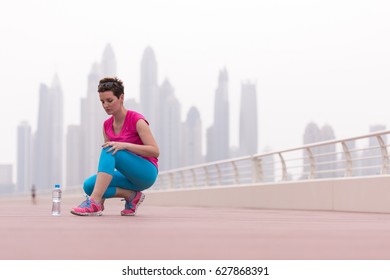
[{"xmin": 136, "ymin": 119, "xmax": 150, "ymax": 130}]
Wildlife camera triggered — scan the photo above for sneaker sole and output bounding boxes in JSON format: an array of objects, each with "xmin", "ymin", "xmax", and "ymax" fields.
[
  {"xmin": 70, "ymin": 210, "xmax": 102, "ymax": 216},
  {"xmin": 121, "ymin": 193, "xmax": 145, "ymax": 216}
]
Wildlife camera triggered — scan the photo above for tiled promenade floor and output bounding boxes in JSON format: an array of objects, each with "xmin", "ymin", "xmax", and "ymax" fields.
[{"xmin": 1, "ymin": 194, "xmax": 390, "ymax": 260}]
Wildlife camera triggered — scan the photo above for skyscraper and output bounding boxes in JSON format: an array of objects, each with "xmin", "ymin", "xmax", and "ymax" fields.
[
  {"xmin": 0, "ymin": 165, "xmax": 13, "ymax": 185},
  {"xmin": 100, "ymin": 44, "xmax": 117, "ymax": 77},
  {"xmin": 33, "ymin": 74, "xmax": 64, "ymax": 189},
  {"xmin": 206, "ymin": 68, "xmax": 230, "ymax": 162},
  {"xmin": 140, "ymin": 46, "xmax": 159, "ymax": 133},
  {"xmin": 33, "ymin": 84, "xmax": 50, "ymax": 189},
  {"xmin": 0, "ymin": 164, "xmax": 13, "ymax": 195},
  {"xmin": 239, "ymin": 81, "xmax": 258, "ymax": 156},
  {"xmin": 182, "ymin": 107, "xmax": 203, "ymax": 167},
  {"xmin": 124, "ymin": 98, "xmax": 140, "ymax": 113},
  {"xmin": 80, "ymin": 63, "xmax": 104, "ymax": 179},
  {"xmin": 79, "ymin": 44, "xmax": 117, "ymax": 180},
  {"xmin": 50, "ymin": 75, "xmax": 64, "ymax": 186},
  {"xmin": 66, "ymin": 125, "xmax": 82, "ymax": 186},
  {"xmin": 158, "ymin": 79, "xmax": 182, "ymax": 170},
  {"xmin": 17, "ymin": 121, "xmax": 32, "ymax": 192}
]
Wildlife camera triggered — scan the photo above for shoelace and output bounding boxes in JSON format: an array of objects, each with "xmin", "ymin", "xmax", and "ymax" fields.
[
  {"xmin": 121, "ymin": 198, "xmax": 134, "ymax": 209},
  {"xmin": 78, "ymin": 198, "xmax": 91, "ymax": 208}
]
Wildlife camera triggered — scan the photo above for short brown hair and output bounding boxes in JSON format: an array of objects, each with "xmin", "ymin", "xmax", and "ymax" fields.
[{"xmin": 98, "ymin": 77, "xmax": 124, "ymax": 99}]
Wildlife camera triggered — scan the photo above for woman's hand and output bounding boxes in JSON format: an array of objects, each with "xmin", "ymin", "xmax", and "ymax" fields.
[{"xmin": 102, "ymin": 141, "xmax": 127, "ymax": 155}]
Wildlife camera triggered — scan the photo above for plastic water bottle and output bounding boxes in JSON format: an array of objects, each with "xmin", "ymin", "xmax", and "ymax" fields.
[{"xmin": 51, "ymin": 184, "xmax": 62, "ymax": 216}]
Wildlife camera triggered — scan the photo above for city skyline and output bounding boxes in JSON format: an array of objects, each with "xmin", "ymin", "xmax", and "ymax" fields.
[
  {"xmin": 1, "ymin": 0, "xmax": 390, "ymax": 181},
  {"xmin": 5, "ymin": 41, "xmax": 390, "ymax": 187},
  {"xmin": 12, "ymin": 45, "xmax": 259, "ymax": 190},
  {"xmin": 8, "ymin": 43, "xmax": 387, "ymax": 191}
]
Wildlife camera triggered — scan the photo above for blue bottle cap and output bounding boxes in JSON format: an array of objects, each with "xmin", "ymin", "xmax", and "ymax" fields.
[{"xmin": 55, "ymin": 184, "xmax": 60, "ymax": 188}]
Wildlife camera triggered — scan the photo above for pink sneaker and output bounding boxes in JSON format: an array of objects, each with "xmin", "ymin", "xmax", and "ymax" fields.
[
  {"xmin": 121, "ymin": 191, "xmax": 145, "ymax": 216},
  {"xmin": 71, "ymin": 197, "xmax": 102, "ymax": 216}
]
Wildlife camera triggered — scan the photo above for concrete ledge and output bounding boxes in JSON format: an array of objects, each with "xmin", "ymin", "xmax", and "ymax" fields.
[
  {"xmin": 333, "ymin": 175, "xmax": 390, "ymax": 213},
  {"xmin": 144, "ymin": 175, "xmax": 390, "ymax": 213},
  {"xmin": 9, "ymin": 175, "xmax": 388, "ymax": 214}
]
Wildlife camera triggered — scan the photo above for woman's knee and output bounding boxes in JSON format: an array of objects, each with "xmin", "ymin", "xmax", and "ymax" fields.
[{"xmin": 83, "ymin": 175, "xmax": 96, "ymax": 195}]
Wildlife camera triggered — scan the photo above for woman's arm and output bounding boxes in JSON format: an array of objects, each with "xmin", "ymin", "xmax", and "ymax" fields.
[{"xmin": 103, "ymin": 126, "xmax": 109, "ymax": 142}]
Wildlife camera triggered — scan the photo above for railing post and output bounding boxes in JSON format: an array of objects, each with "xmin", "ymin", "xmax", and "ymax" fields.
[
  {"xmin": 376, "ymin": 135, "xmax": 389, "ymax": 174},
  {"xmin": 191, "ymin": 169, "xmax": 197, "ymax": 187},
  {"xmin": 251, "ymin": 156, "xmax": 263, "ymax": 183},
  {"xmin": 341, "ymin": 141, "xmax": 352, "ymax": 177},
  {"xmin": 231, "ymin": 161, "xmax": 239, "ymax": 184},
  {"xmin": 278, "ymin": 152, "xmax": 288, "ymax": 181},
  {"xmin": 216, "ymin": 164, "xmax": 222, "ymax": 185},
  {"xmin": 168, "ymin": 172, "xmax": 174, "ymax": 189},
  {"xmin": 180, "ymin": 171, "xmax": 185, "ymax": 188},
  {"xmin": 203, "ymin": 166, "xmax": 210, "ymax": 186}
]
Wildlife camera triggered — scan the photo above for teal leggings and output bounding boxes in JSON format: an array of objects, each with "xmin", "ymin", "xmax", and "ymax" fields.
[{"xmin": 83, "ymin": 147, "xmax": 158, "ymax": 198}]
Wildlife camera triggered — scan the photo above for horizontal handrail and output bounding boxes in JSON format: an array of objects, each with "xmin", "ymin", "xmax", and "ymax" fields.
[{"xmin": 153, "ymin": 130, "xmax": 390, "ymax": 190}]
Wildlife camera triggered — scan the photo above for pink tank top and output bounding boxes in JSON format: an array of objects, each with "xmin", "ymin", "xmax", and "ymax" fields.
[{"xmin": 103, "ymin": 110, "xmax": 158, "ymax": 168}]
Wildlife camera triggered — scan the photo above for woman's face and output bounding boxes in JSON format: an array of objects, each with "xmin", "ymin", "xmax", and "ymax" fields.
[{"xmin": 99, "ymin": 91, "xmax": 123, "ymax": 115}]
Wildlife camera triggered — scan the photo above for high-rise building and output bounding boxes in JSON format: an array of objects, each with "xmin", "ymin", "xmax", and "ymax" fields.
[
  {"xmin": 182, "ymin": 106, "xmax": 203, "ymax": 167},
  {"xmin": 206, "ymin": 68, "xmax": 230, "ymax": 162},
  {"xmin": 158, "ymin": 79, "xmax": 182, "ymax": 170},
  {"xmin": 124, "ymin": 98, "xmax": 140, "ymax": 113},
  {"xmin": 79, "ymin": 44, "xmax": 117, "ymax": 180},
  {"xmin": 0, "ymin": 165, "xmax": 13, "ymax": 185},
  {"xmin": 0, "ymin": 164, "xmax": 14, "ymax": 195},
  {"xmin": 239, "ymin": 81, "xmax": 258, "ymax": 156},
  {"xmin": 101, "ymin": 44, "xmax": 117, "ymax": 77},
  {"xmin": 140, "ymin": 46, "xmax": 159, "ymax": 133},
  {"xmin": 50, "ymin": 75, "xmax": 64, "ymax": 186},
  {"xmin": 80, "ymin": 63, "xmax": 104, "ymax": 179},
  {"xmin": 17, "ymin": 121, "xmax": 32, "ymax": 192},
  {"xmin": 33, "ymin": 74, "xmax": 64, "ymax": 189},
  {"xmin": 33, "ymin": 84, "xmax": 50, "ymax": 189},
  {"xmin": 66, "ymin": 125, "xmax": 83, "ymax": 186}
]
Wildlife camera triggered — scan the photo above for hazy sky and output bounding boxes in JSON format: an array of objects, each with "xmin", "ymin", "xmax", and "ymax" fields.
[{"xmin": 1, "ymin": 0, "xmax": 390, "ymax": 174}]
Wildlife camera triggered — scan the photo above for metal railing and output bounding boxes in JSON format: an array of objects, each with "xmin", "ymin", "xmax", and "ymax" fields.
[{"xmin": 153, "ymin": 130, "xmax": 390, "ymax": 190}]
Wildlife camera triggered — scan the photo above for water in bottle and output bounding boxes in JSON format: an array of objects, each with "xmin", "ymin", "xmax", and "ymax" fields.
[{"xmin": 51, "ymin": 184, "xmax": 62, "ymax": 216}]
